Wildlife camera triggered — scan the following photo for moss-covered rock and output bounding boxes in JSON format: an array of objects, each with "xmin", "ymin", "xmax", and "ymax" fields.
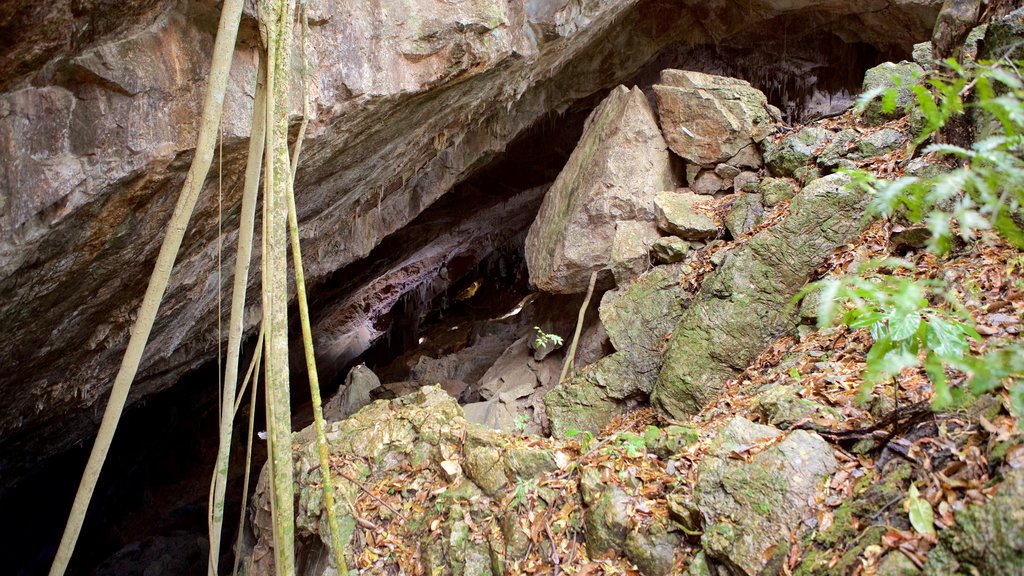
[
  {"xmin": 694, "ymin": 417, "xmax": 838, "ymax": 576},
  {"xmin": 853, "ymin": 128, "xmax": 905, "ymax": 158},
  {"xmin": 725, "ymin": 193, "xmax": 765, "ymax": 238},
  {"xmin": 860, "ymin": 61, "xmax": 924, "ymax": 126},
  {"xmin": 653, "ymin": 174, "xmax": 870, "ymax": 418},
  {"xmin": 754, "ymin": 384, "xmax": 838, "ymax": 426},
  {"xmin": 760, "ymin": 176, "xmax": 797, "ymax": 207},
  {"xmin": 655, "ymin": 190, "xmax": 723, "ymax": 241},
  {"xmin": 624, "ymin": 520, "xmax": 682, "ymax": 576},
  {"xmin": 922, "ymin": 469, "xmax": 1024, "ymax": 576},
  {"xmin": 765, "ymin": 127, "xmax": 830, "ymax": 177},
  {"xmin": 651, "ymin": 236, "xmax": 691, "ymax": 264},
  {"xmin": 546, "ymin": 264, "xmax": 690, "ymax": 436}
]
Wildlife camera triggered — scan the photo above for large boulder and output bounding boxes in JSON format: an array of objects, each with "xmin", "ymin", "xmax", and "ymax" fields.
[
  {"xmin": 525, "ymin": 85, "xmax": 680, "ymax": 293},
  {"xmin": 652, "ymin": 173, "xmax": 870, "ymax": 418},
  {"xmin": 546, "ymin": 264, "xmax": 690, "ymax": 436},
  {"xmin": 695, "ymin": 417, "xmax": 838, "ymax": 576},
  {"xmin": 653, "ymin": 70, "xmax": 775, "ymax": 167},
  {"xmin": 859, "ymin": 61, "xmax": 925, "ymax": 126}
]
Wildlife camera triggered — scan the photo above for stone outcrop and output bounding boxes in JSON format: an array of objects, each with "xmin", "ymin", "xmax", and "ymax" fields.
[
  {"xmin": 694, "ymin": 417, "xmax": 837, "ymax": 576},
  {"xmin": 922, "ymin": 468, "xmax": 1024, "ymax": 576},
  {"xmin": 546, "ymin": 263, "xmax": 690, "ymax": 436},
  {"xmin": 653, "ymin": 173, "xmax": 870, "ymax": 418},
  {"xmin": 525, "ymin": 85, "xmax": 679, "ymax": 293}
]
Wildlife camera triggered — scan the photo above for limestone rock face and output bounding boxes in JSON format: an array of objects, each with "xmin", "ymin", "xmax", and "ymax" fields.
[
  {"xmin": 654, "ymin": 70, "xmax": 774, "ymax": 166},
  {"xmin": 525, "ymin": 85, "xmax": 679, "ymax": 293},
  {"xmin": 546, "ymin": 263, "xmax": 690, "ymax": 436},
  {"xmin": 860, "ymin": 61, "xmax": 925, "ymax": 125},
  {"xmin": 695, "ymin": 417, "xmax": 837, "ymax": 576},
  {"xmin": 652, "ymin": 173, "xmax": 870, "ymax": 418}
]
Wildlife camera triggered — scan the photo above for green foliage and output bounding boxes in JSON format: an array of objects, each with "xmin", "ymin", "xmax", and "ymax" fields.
[
  {"xmin": 534, "ymin": 326, "xmax": 564, "ymax": 350},
  {"xmin": 510, "ymin": 478, "xmax": 538, "ymax": 509},
  {"xmin": 801, "ymin": 263, "xmax": 980, "ymax": 405},
  {"xmin": 816, "ymin": 57, "xmax": 1024, "ymax": 416},
  {"xmin": 566, "ymin": 428, "xmax": 594, "ymax": 453},
  {"xmin": 617, "ymin": 432, "xmax": 647, "ymax": 458},
  {"xmin": 513, "ymin": 413, "xmax": 530, "ymax": 433},
  {"xmin": 853, "ymin": 59, "xmax": 1024, "ymax": 253}
]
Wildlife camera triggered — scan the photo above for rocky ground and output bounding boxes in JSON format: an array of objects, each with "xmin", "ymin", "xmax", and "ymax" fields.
[{"xmin": 237, "ymin": 12, "xmax": 1024, "ymax": 576}]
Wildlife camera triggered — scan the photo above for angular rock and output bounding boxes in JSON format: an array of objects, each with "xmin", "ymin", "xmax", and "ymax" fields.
[
  {"xmin": 725, "ymin": 193, "xmax": 765, "ymax": 238},
  {"xmin": 546, "ymin": 264, "xmax": 690, "ymax": 436},
  {"xmin": 692, "ymin": 170, "xmax": 730, "ymax": 195},
  {"xmin": 816, "ymin": 129, "xmax": 857, "ymax": 172},
  {"xmin": 853, "ymin": 128, "xmax": 905, "ymax": 158},
  {"xmin": 624, "ymin": 521, "xmax": 682, "ymax": 576},
  {"xmin": 655, "ymin": 190, "xmax": 722, "ymax": 241},
  {"xmin": 611, "ymin": 220, "xmax": 662, "ymax": 287},
  {"xmin": 654, "ymin": 70, "xmax": 775, "ymax": 166},
  {"xmin": 734, "ymin": 170, "xmax": 760, "ymax": 193},
  {"xmin": 651, "ymin": 236, "xmax": 691, "ymax": 264},
  {"xmin": 753, "ymin": 384, "xmax": 838, "ymax": 426},
  {"xmin": 765, "ymin": 127, "xmax": 830, "ymax": 177},
  {"xmin": 860, "ymin": 61, "xmax": 925, "ymax": 126},
  {"xmin": 695, "ymin": 417, "xmax": 838, "ymax": 576},
  {"xmin": 653, "ymin": 173, "xmax": 870, "ymax": 418},
  {"xmin": 525, "ymin": 85, "xmax": 679, "ymax": 293},
  {"xmin": 323, "ymin": 364, "xmax": 382, "ymax": 422},
  {"xmin": 715, "ymin": 163, "xmax": 741, "ymax": 181}
]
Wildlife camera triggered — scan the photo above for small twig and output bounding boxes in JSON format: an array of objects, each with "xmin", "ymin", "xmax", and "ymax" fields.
[
  {"xmin": 559, "ymin": 270, "xmax": 599, "ymax": 383},
  {"xmin": 335, "ymin": 469, "xmax": 408, "ymax": 522}
]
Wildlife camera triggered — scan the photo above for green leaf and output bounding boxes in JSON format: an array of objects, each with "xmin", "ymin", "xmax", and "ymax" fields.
[
  {"xmin": 908, "ymin": 483, "xmax": 936, "ymax": 536},
  {"xmin": 925, "ymin": 316, "xmax": 969, "ymax": 359}
]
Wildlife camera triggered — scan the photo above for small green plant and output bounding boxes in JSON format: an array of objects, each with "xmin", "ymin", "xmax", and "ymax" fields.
[
  {"xmin": 509, "ymin": 478, "xmax": 538, "ymax": 509},
  {"xmin": 566, "ymin": 428, "xmax": 594, "ymax": 453},
  {"xmin": 829, "ymin": 56, "xmax": 1024, "ymax": 416},
  {"xmin": 617, "ymin": 432, "xmax": 647, "ymax": 458},
  {"xmin": 799, "ymin": 260, "xmax": 980, "ymax": 406},
  {"xmin": 513, "ymin": 413, "xmax": 530, "ymax": 433},
  {"xmin": 533, "ymin": 326, "xmax": 564, "ymax": 349}
]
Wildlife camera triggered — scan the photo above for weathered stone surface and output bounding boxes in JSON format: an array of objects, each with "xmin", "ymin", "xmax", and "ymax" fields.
[
  {"xmin": 922, "ymin": 468, "xmax": 1024, "ymax": 576},
  {"xmin": 653, "ymin": 173, "xmax": 870, "ymax": 418},
  {"xmin": 853, "ymin": 128, "xmax": 906, "ymax": 158},
  {"xmin": 765, "ymin": 127, "xmax": 830, "ymax": 177},
  {"xmin": 546, "ymin": 264, "xmax": 690, "ymax": 436},
  {"xmin": 860, "ymin": 61, "xmax": 925, "ymax": 125},
  {"xmin": 695, "ymin": 417, "xmax": 837, "ymax": 576},
  {"xmin": 611, "ymin": 220, "xmax": 662, "ymax": 287},
  {"xmin": 654, "ymin": 70, "xmax": 774, "ymax": 166},
  {"xmin": 754, "ymin": 384, "xmax": 838, "ymax": 426},
  {"xmin": 760, "ymin": 176, "xmax": 798, "ymax": 207},
  {"xmin": 692, "ymin": 170, "xmax": 730, "ymax": 195},
  {"xmin": 816, "ymin": 129, "xmax": 857, "ymax": 172},
  {"xmin": 323, "ymin": 364, "xmax": 382, "ymax": 422},
  {"xmin": 651, "ymin": 236, "xmax": 691, "ymax": 264},
  {"xmin": 526, "ymin": 85, "xmax": 679, "ymax": 293},
  {"xmin": 725, "ymin": 193, "xmax": 764, "ymax": 238},
  {"xmin": 655, "ymin": 190, "xmax": 722, "ymax": 241}
]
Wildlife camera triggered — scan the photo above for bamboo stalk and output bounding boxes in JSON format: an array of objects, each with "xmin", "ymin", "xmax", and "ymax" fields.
[
  {"xmin": 208, "ymin": 55, "xmax": 268, "ymax": 576},
  {"xmin": 260, "ymin": 0, "xmax": 298, "ymax": 573},
  {"xmin": 284, "ymin": 5, "xmax": 350, "ymax": 573},
  {"xmin": 49, "ymin": 2, "xmax": 246, "ymax": 574},
  {"xmin": 559, "ymin": 271, "xmax": 598, "ymax": 383}
]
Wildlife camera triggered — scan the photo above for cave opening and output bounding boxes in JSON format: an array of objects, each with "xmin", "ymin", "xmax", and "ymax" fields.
[{"xmin": 1, "ymin": 26, "xmax": 904, "ymax": 575}]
